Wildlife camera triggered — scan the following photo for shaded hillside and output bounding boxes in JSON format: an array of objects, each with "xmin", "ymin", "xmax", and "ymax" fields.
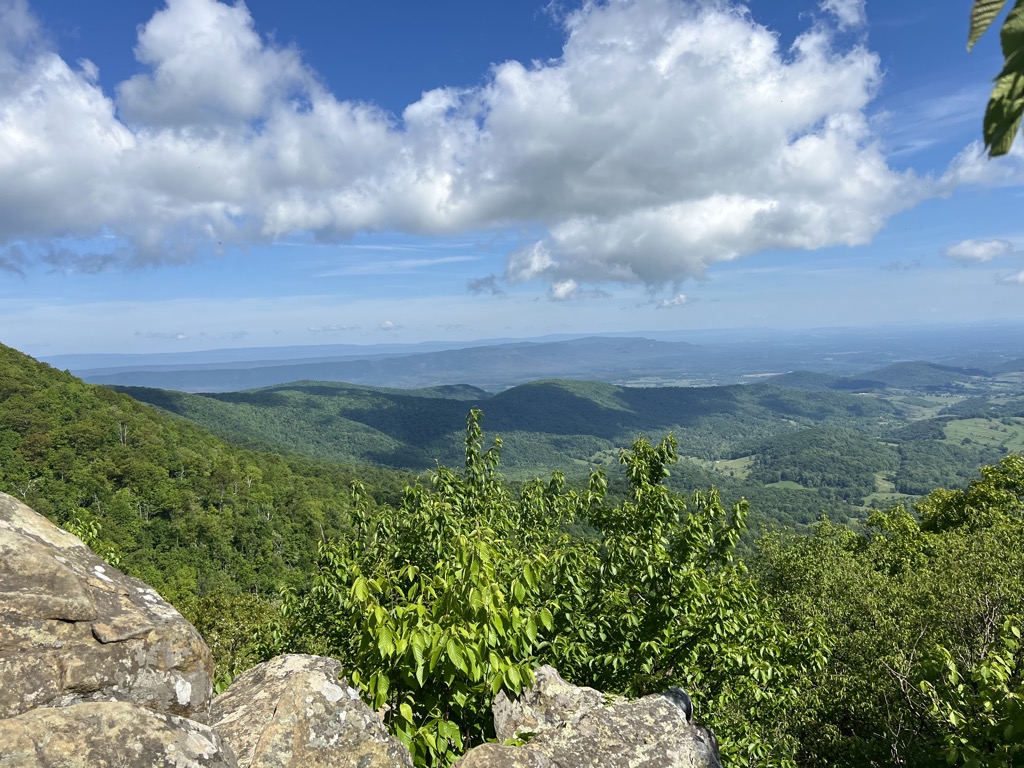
[
  {"xmin": 766, "ymin": 363, "xmax": 997, "ymax": 395},
  {"xmin": 0, "ymin": 343, "xmax": 412, "ymax": 604},
  {"xmin": 118, "ymin": 377, "xmax": 901, "ymax": 476},
  {"xmin": 764, "ymin": 371, "xmax": 841, "ymax": 391},
  {"xmin": 832, "ymin": 361, "xmax": 986, "ymax": 391}
]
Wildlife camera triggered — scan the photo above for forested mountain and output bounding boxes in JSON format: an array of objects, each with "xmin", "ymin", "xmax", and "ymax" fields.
[
  {"xmin": 0, "ymin": 343, "xmax": 410, "ymax": 604},
  {"xmin": 117, "ymin": 378, "xmax": 899, "ymax": 473},
  {"xmin": 113, "ymin": 373, "xmax": 1022, "ymax": 527}
]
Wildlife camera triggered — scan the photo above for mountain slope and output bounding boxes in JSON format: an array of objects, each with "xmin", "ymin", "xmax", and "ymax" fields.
[
  {"xmin": 117, "ymin": 376, "xmax": 902, "ymax": 477},
  {"xmin": 0, "ymin": 343, "xmax": 410, "ymax": 603}
]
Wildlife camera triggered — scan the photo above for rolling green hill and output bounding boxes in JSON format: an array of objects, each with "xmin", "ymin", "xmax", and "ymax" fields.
[
  {"xmin": 841, "ymin": 361, "xmax": 986, "ymax": 390},
  {"xmin": 117, "ymin": 377, "xmax": 901, "ymax": 477},
  {"xmin": 0, "ymin": 343, "xmax": 412, "ymax": 604}
]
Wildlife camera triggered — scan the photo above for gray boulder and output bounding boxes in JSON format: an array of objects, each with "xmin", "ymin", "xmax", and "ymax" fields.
[
  {"xmin": 211, "ymin": 654, "xmax": 413, "ymax": 768},
  {"xmin": 457, "ymin": 666, "xmax": 722, "ymax": 768},
  {"xmin": 492, "ymin": 665, "xmax": 605, "ymax": 742},
  {"xmin": 0, "ymin": 492, "xmax": 213, "ymax": 720},
  {"xmin": 0, "ymin": 700, "xmax": 237, "ymax": 767}
]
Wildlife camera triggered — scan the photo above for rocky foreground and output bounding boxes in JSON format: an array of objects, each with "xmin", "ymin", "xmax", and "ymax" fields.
[{"xmin": 0, "ymin": 491, "xmax": 722, "ymax": 767}]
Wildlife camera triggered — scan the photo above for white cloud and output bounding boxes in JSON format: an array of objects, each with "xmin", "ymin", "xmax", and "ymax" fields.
[
  {"xmin": 0, "ymin": 0, "xmax": 944, "ymax": 291},
  {"xmin": 318, "ymin": 255, "xmax": 476, "ymax": 277},
  {"xmin": 550, "ymin": 279, "xmax": 579, "ymax": 301},
  {"xmin": 998, "ymin": 270, "xmax": 1024, "ymax": 285},
  {"xmin": 944, "ymin": 238, "xmax": 1015, "ymax": 262},
  {"xmin": 656, "ymin": 293, "xmax": 688, "ymax": 309},
  {"xmin": 941, "ymin": 140, "xmax": 1024, "ymax": 189},
  {"xmin": 117, "ymin": 0, "xmax": 309, "ymax": 128},
  {"xmin": 820, "ymin": 0, "xmax": 866, "ymax": 29}
]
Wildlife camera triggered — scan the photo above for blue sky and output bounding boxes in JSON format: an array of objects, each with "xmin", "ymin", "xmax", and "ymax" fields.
[{"xmin": 2, "ymin": 0, "xmax": 1023, "ymax": 356}]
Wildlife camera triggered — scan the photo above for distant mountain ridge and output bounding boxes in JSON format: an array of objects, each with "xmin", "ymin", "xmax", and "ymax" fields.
[
  {"xmin": 59, "ymin": 324, "xmax": 1024, "ymax": 394},
  {"xmin": 84, "ymin": 337, "xmax": 712, "ymax": 393}
]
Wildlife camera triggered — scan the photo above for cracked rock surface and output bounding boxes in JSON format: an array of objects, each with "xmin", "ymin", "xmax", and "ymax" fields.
[
  {"xmin": 458, "ymin": 666, "xmax": 722, "ymax": 768},
  {"xmin": 211, "ymin": 654, "xmax": 413, "ymax": 768},
  {"xmin": 0, "ymin": 701, "xmax": 237, "ymax": 767},
  {"xmin": 0, "ymin": 492, "xmax": 213, "ymax": 721}
]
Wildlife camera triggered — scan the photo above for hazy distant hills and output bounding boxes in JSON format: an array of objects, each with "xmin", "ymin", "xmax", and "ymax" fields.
[
  {"xmin": 59, "ymin": 324, "xmax": 1024, "ymax": 393},
  {"xmin": 83, "ymin": 337, "xmax": 734, "ymax": 392},
  {"xmin": 760, "ymin": 362, "xmax": 991, "ymax": 393}
]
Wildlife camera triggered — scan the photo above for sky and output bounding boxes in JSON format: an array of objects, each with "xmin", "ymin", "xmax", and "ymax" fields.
[{"xmin": 2, "ymin": 0, "xmax": 1024, "ymax": 357}]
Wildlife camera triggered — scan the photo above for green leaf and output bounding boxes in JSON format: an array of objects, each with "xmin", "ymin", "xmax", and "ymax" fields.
[
  {"xmin": 447, "ymin": 638, "xmax": 466, "ymax": 673},
  {"xmin": 970, "ymin": 0, "xmax": 1011, "ymax": 50},
  {"xmin": 400, "ymin": 702, "xmax": 414, "ymax": 724},
  {"xmin": 984, "ymin": 71, "xmax": 1024, "ymax": 155},
  {"xmin": 505, "ymin": 665, "xmax": 523, "ymax": 691},
  {"xmin": 539, "ymin": 607, "xmax": 554, "ymax": 632},
  {"xmin": 512, "ymin": 579, "xmax": 526, "ymax": 603}
]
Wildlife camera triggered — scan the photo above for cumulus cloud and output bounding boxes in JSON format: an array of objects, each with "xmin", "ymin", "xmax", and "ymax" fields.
[
  {"xmin": 944, "ymin": 238, "xmax": 1015, "ymax": 262},
  {"xmin": 117, "ymin": 0, "xmax": 309, "ymax": 128},
  {"xmin": 0, "ymin": 0, "xmax": 933, "ymax": 290}
]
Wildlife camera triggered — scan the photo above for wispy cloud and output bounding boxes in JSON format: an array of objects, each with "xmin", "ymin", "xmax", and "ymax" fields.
[
  {"xmin": 308, "ymin": 324, "xmax": 360, "ymax": 333},
  {"xmin": 654, "ymin": 293, "xmax": 689, "ymax": 309},
  {"xmin": 820, "ymin": 0, "xmax": 866, "ymax": 29},
  {"xmin": 997, "ymin": 270, "xmax": 1024, "ymax": 285},
  {"xmin": 945, "ymin": 238, "xmax": 1015, "ymax": 262},
  {"xmin": 466, "ymin": 275, "xmax": 504, "ymax": 296},
  {"xmin": 881, "ymin": 259, "xmax": 922, "ymax": 271},
  {"xmin": 881, "ymin": 85, "xmax": 989, "ymax": 157},
  {"xmin": 317, "ymin": 255, "xmax": 477, "ymax": 277},
  {"xmin": 135, "ymin": 330, "xmax": 189, "ymax": 341}
]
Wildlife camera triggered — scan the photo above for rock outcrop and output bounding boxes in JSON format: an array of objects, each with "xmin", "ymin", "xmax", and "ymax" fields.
[
  {"xmin": 211, "ymin": 654, "xmax": 413, "ymax": 768},
  {"xmin": 0, "ymin": 701, "xmax": 238, "ymax": 767},
  {"xmin": 491, "ymin": 665, "xmax": 605, "ymax": 742},
  {"xmin": 456, "ymin": 666, "xmax": 722, "ymax": 768},
  {"xmin": 1, "ymin": 492, "xmax": 725, "ymax": 768},
  {"xmin": 0, "ymin": 492, "xmax": 213, "ymax": 720}
]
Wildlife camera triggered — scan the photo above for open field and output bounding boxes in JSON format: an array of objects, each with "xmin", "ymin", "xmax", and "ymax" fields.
[{"xmin": 944, "ymin": 417, "xmax": 1024, "ymax": 452}]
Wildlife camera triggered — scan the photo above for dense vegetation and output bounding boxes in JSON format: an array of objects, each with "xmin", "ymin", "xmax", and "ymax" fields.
[
  {"xmin": 0, "ymin": 343, "xmax": 410, "ymax": 605},
  {"xmin": 116, "ymin": 371, "xmax": 1024, "ymax": 531},
  {"xmin": 5, "ymin": 340, "xmax": 1024, "ymax": 766}
]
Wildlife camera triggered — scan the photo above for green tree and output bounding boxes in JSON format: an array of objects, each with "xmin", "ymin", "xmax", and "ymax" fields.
[
  {"xmin": 754, "ymin": 454, "xmax": 1024, "ymax": 766},
  {"xmin": 272, "ymin": 415, "xmax": 826, "ymax": 767},
  {"xmin": 270, "ymin": 411, "xmax": 581, "ymax": 766},
  {"xmin": 920, "ymin": 617, "xmax": 1024, "ymax": 767},
  {"xmin": 548, "ymin": 434, "xmax": 826, "ymax": 767},
  {"xmin": 969, "ymin": 0, "xmax": 1024, "ymax": 155}
]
